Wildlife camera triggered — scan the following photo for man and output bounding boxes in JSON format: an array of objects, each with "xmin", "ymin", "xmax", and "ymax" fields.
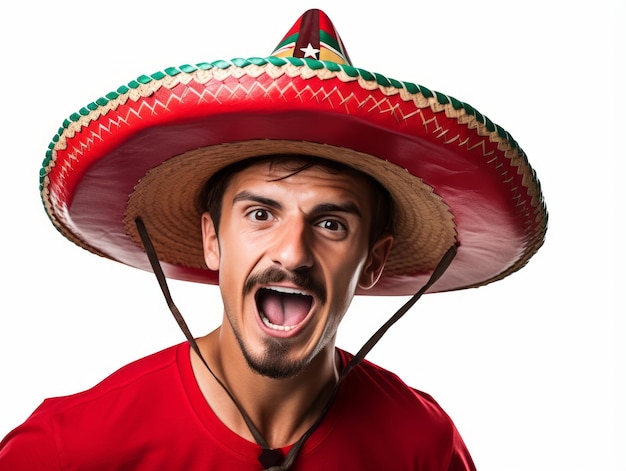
[{"xmin": 0, "ymin": 9, "xmax": 546, "ymax": 470}]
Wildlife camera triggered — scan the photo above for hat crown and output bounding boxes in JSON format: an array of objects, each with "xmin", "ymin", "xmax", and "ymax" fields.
[{"xmin": 270, "ymin": 9, "xmax": 352, "ymax": 65}]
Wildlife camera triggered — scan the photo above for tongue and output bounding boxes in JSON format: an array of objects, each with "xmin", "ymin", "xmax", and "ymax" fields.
[{"xmin": 259, "ymin": 290, "xmax": 311, "ymax": 326}]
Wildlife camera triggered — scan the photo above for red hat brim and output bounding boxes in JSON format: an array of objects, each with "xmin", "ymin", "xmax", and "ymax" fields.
[{"xmin": 41, "ymin": 57, "xmax": 546, "ymax": 296}]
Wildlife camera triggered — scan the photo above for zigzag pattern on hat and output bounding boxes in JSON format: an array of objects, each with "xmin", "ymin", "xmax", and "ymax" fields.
[{"xmin": 42, "ymin": 57, "xmax": 546, "ymax": 289}]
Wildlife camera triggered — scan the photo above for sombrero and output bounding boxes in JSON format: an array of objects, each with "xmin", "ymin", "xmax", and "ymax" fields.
[{"xmin": 40, "ymin": 8, "xmax": 547, "ymax": 296}]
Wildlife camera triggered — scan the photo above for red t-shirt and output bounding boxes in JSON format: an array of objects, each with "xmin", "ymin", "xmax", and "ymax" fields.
[{"xmin": 0, "ymin": 343, "xmax": 475, "ymax": 470}]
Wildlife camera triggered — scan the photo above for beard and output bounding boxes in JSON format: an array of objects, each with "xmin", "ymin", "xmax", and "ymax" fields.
[
  {"xmin": 225, "ymin": 266, "xmax": 328, "ymax": 379},
  {"xmin": 238, "ymin": 335, "xmax": 309, "ymax": 379}
]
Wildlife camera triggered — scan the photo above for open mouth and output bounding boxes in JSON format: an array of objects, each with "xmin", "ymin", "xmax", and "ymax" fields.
[{"xmin": 255, "ymin": 287, "xmax": 314, "ymax": 332}]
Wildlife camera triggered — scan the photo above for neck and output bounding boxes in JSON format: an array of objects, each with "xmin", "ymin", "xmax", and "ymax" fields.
[{"xmin": 191, "ymin": 328, "xmax": 339, "ymax": 448}]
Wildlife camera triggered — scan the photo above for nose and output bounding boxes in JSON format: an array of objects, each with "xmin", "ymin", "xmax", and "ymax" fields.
[{"xmin": 269, "ymin": 217, "xmax": 314, "ymax": 272}]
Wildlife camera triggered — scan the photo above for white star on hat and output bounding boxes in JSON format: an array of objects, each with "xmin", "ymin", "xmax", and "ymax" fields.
[{"xmin": 300, "ymin": 43, "xmax": 320, "ymax": 58}]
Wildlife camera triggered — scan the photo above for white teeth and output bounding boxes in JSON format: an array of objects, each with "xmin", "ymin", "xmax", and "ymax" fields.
[
  {"xmin": 257, "ymin": 286, "xmax": 310, "ymax": 332},
  {"xmin": 266, "ymin": 286, "xmax": 307, "ymax": 296},
  {"xmin": 260, "ymin": 312, "xmax": 298, "ymax": 332}
]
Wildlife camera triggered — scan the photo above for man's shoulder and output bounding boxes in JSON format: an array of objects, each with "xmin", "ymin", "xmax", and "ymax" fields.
[
  {"xmin": 0, "ymin": 343, "xmax": 191, "ymax": 469},
  {"xmin": 337, "ymin": 349, "xmax": 453, "ymax": 427},
  {"xmin": 333, "ymin": 349, "xmax": 475, "ymax": 467},
  {"xmin": 327, "ymin": 350, "xmax": 474, "ymax": 469},
  {"xmin": 34, "ymin": 342, "xmax": 186, "ymax": 417}
]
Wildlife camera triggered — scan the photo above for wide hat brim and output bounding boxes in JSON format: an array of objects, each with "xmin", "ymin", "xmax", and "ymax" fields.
[{"xmin": 40, "ymin": 11, "xmax": 547, "ymax": 296}]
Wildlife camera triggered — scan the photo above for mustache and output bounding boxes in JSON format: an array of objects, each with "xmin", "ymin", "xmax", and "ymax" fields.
[{"xmin": 244, "ymin": 267, "xmax": 326, "ymax": 304}]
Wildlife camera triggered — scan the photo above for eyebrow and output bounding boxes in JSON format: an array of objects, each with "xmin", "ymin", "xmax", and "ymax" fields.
[
  {"xmin": 232, "ymin": 191, "xmax": 282, "ymax": 209},
  {"xmin": 311, "ymin": 202, "xmax": 362, "ymax": 218},
  {"xmin": 232, "ymin": 191, "xmax": 362, "ymax": 218}
]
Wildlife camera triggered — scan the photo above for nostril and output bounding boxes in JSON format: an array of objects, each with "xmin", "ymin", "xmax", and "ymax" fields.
[{"xmin": 270, "ymin": 228, "xmax": 314, "ymax": 271}]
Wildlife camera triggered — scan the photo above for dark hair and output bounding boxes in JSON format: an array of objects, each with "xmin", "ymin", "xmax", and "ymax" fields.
[{"xmin": 200, "ymin": 154, "xmax": 394, "ymax": 246}]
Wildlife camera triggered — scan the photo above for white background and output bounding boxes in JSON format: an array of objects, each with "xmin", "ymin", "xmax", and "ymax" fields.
[{"xmin": 0, "ymin": 1, "xmax": 623, "ymax": 470}]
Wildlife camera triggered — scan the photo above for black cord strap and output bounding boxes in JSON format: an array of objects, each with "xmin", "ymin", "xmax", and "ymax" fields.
[
  {"xmin": 136, "ymin": 217, "xmax": 457, "ymax": 471},
  {"xmin": 266, "ymin": 243, "xmax": 458, "ymax": 471},
  {"xmin": 135, "ymin": 218, "xmax": 276, "ymax": 458}
]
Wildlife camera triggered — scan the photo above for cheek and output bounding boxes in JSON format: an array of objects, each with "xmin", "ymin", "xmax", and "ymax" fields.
[
  {"xmin": 326, "ymin": 254, "xmax": 366, "ymax": 308},
  {"xmin": 217, "ymin": 231, "xmax": 266, "ymax": 285},
  {"xmin": 337, "ymin": 246, "xmax": 369, "ymax": 285},
  {"xmin": 216, "ymin": 256, "xmax": 248, "ymax": 322}
]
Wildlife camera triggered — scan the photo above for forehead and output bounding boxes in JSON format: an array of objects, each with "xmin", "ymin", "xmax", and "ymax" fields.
[{"xmin": 225, "ymin": 159, "xmax": 376, "ymax": 198}]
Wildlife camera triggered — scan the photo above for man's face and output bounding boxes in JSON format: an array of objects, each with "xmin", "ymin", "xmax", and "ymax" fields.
[{"xmin": 201, "ymin": 160, "xmax": 392, "ymax": 378}]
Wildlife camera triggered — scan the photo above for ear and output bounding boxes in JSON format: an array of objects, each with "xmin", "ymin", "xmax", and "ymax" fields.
[
  {"xmin": 201, "ymin": 212, "xmax": 220, "ymax": 271},
  {"xmin": 358, "ymin": 233, "xmax": 394, "ymax": 290}
]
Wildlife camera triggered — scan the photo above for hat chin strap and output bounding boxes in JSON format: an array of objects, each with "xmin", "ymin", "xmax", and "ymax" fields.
[{"xmin": 135, "ymin": 217, "xmax": 457, "ymax": 471}]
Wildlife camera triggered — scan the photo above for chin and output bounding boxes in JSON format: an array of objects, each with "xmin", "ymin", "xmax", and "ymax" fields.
[
  {"xmin": 245, "ymin": 350, "xmax": 306, "ymax": 379},
  {"xmin": 242, "ymin": 336, "xmax": 326, "ymax": 379}
]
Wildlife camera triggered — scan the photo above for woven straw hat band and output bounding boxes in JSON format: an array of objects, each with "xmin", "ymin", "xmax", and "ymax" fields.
[{"xmin": 123, "ymin": 140, "xmax": 457, "ymax": 280}]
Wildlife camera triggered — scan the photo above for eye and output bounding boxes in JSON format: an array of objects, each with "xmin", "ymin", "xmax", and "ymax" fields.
[
  {"xmin": 248, "ymin": 209, "xmax": 271, "ymax": 221},
  {"xmin": 316, "ymin": 219, "xmax": 346, "ymax": 232}
]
